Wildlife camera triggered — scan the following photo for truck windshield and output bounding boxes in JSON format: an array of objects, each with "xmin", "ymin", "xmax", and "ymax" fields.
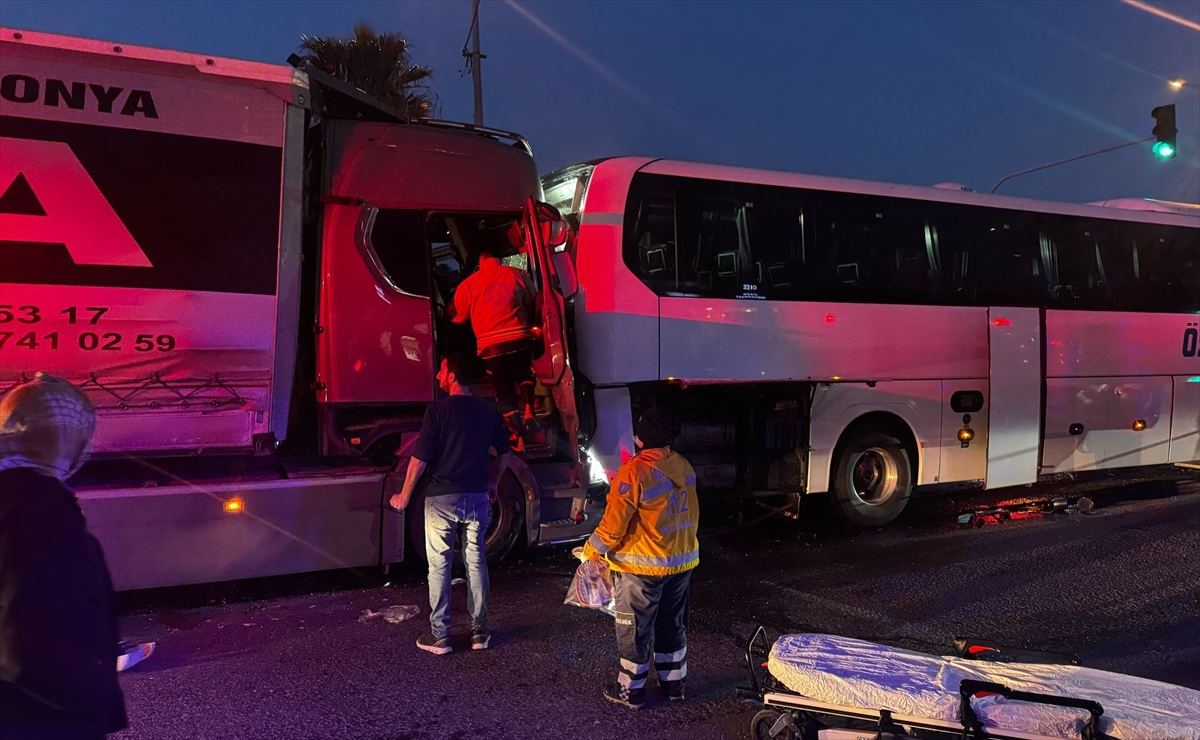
[{"xmin": 428, "ymin": 213, "xmax": 524, "ymax": 297}]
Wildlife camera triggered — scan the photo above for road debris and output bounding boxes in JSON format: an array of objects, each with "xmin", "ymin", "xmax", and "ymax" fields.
[
  {"xmin": 358, "ymin": 605, "xmax": 420, "ymax": 624},
  {"xmin": 958, "ymin": 497, "xmax": 1094, "ymax": 528},
  {"xmin": 117, "ymin": 642, "xmax": 156, "ymax": 672}
]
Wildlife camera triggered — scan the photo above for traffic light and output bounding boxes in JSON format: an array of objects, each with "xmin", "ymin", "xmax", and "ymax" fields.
[{"xmin": 1151, "ymin": 104, "xmax": 1177, "ymax": 159}]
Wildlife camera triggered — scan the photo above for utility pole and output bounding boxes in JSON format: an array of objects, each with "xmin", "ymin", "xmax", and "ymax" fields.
[{"xmin": 469, "ymin": 0, "xmax": 484, "ymax": 126}]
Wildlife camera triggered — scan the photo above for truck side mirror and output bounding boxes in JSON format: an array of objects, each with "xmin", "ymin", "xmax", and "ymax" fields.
[
  {"xmin": 536, "ymin": 201, "xmax": 569, "ymax": 249},
  {"xmin": 544, "ymin": 219, "xmax": 569, "ymax": 249},
  {"xmin": 551, "ymin": 251, "xmax": 578, "ymax": 298}
]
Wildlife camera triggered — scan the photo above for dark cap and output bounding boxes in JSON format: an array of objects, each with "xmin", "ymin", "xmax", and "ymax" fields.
[{"xmin": 636, "ymin": 407, "xmax": 681, "ymax": 450}]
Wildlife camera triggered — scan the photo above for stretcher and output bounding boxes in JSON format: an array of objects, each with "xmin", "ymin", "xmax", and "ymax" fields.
[{"xmin": 738, "ymin": 628, "xmax": 1200, "ymax": 740}]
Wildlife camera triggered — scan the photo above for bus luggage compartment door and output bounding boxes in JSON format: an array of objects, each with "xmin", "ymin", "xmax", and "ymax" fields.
[{"xmin": 986, "ymin": 307, "xmax": 1042, "ymax": 489}]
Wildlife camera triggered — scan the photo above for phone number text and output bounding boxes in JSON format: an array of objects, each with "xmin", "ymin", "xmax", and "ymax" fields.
[{"xmin": 0, "ymin": 332, "xmax": 176, "ymax": 352}]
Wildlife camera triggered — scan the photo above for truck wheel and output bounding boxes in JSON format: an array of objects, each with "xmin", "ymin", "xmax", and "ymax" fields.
[
  {"xmin": 750, "ymin": 709, "xmax": 792, "ymax": 740},
  {"xmin": 404, "ymin": 474, "xmax": 525, "ymax": 564},
  {"xmin": 831, "ymin": 425, "xmax": 912, "ymax": 527},
  {"xmin": 484, "ymin": 473, "xmax": 525, "ymax": 562}
]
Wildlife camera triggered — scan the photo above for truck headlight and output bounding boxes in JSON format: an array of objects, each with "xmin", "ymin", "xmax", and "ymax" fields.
[{"xmin": 586, "ymin": 448, "xmax": 609, "ymax": 485}]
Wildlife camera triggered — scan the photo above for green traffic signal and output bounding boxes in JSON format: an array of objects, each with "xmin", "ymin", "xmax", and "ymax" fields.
[
  {"xmin": 1153, "ymin": 141, "xmax": 1175, "ymax": 159},
  {"xmin": 1151, "ymin": 104, "xmax": 1177, "ymax": 159}
]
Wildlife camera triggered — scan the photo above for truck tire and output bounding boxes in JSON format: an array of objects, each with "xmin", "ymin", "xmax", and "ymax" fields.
[
  {"xmin": 830, "ymin": 425, "xmax": 912, "ymax": 527},
  {"xmin": 484, "ymin": 473, "xmax": 525, "ymax": 561},
  {"xmin": 405, "ymin": 473, "xmax": 525, "ymax": 564}
]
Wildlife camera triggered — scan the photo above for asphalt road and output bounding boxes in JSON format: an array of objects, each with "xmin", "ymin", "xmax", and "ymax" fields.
[{"xmin": 111, "ymin": 475, "xmax": 1200, "ymax": 740}]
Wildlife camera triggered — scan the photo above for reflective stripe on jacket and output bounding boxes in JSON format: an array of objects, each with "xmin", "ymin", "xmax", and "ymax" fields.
[
  {"xmin": 451, "ymin": 256, "xmax": 536, "ymax": 354},
  {"xmin": 582, "ymin": 447, "xmax": 699, "ymax": 576}
]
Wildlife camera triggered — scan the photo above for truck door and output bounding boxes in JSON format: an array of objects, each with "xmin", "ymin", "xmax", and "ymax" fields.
[
  {"xmin": 316, "ymin": 200, "xmax": 435, "ymax": 406},
  {"xmin": 524, "ymin": 199, "xmax": 580, "ymax": 461}
]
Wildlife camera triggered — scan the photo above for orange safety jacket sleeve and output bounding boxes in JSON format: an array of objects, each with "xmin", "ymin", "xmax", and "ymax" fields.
[{"xmin": 581, "ymin": 467, "xmax": 639, "ymax": 561}]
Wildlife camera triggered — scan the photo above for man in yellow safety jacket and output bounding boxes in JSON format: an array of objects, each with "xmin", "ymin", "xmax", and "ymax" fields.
[{"xmin": 581, "ymin": 407, "xmax": 699, "ymax": 710}]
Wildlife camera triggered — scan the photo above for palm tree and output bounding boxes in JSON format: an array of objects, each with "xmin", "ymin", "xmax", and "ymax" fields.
[{"xmin": 298, "ymin": 22, "xmax": 436, "ymax": 119}]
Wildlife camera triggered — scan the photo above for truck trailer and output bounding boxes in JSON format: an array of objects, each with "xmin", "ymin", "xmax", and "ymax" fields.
[{"xmin": 0, "ymin": 28, "xmax": 600, "ymax": 591}]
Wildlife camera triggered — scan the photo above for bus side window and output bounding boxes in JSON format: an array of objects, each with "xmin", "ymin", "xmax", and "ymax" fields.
[
  {"xmin": 1133, "ymin": 225, "xmax": 1200, "ymax": 313},
  {"xmin": 809, "ymin": 194, "xmax": 937, "ymax": 305},
  {"xmin": 1094, "ymin": 236, "xmax": 1136, "ymax": 312},
  {"xmin": 940, "ymin": 208, "xmax": 1045, "ymax": 307},
  {"xmin": 674, "ymin": 182, "xmax": 749, "ymax": 298},
  {"xmin": 809, "ymin": 193, "xmax": 874, "ymax": 299},
  {"xmin": 885, "ymin": 208, "xmax": 940, "ymax": 304},
  {"xmin": 1046, "ymin": 217, "xmax": 1115, "ymax": 311},
  {"xmin": 747, "ymin": 202, "xmax": 806, "ymax": 299},
  {"xmin": 623, "ymin": 177, "xmax": 679, "ymax": 294}
]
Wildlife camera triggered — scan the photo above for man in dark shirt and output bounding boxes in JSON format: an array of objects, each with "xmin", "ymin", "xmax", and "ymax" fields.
[{"xmin": 389, "ymin": 353, "xmax": 511, "ymax": 654}]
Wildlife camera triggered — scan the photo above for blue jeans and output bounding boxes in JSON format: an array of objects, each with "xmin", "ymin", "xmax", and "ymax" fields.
[{"xmin": 424, "ymin": 493, "xmax": 490, "ymax": 639}]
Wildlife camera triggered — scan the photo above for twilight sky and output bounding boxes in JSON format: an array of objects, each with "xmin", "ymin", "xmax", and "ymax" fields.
[{"xmin": 2, "ymin": 0, "xmax": 1198, "ymax": 204}]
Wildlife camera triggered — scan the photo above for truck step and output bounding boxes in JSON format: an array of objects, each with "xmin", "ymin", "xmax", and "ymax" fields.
[
  {"xmin": 541, "ymin": 485, "xmax": 588, "ymax": 499},
  {"xmin": 538, "ymin": 518, "xmax": 594, "ymax": 546}
]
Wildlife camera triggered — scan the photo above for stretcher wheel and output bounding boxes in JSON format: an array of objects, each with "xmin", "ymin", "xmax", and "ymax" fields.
[{"xmin": 750, "ymin": 709, "xmax": 793, "ymax": 740}]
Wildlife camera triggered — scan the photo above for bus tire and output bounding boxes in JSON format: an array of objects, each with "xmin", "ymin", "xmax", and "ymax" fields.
[
  {"xmin": 830, "ymin": 425, "xmax": 912, "ymax": 527},
  {"xmin": 404, "ymin": 473, "xmax": 525, "ymax": 564}
]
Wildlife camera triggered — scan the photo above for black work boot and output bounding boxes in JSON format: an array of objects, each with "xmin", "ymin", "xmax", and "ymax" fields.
[
  {"xmin": 661, "ymin": 679, "xmax": 685, "ymax": 701},
  {"xmin": 603, "ymin": 683, "xmax": 645, "ymax": 710}
]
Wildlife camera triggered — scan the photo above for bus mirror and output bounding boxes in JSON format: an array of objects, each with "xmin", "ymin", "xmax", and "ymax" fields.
[{"xmin": 551, "ymin": 251, "xmax": 578, "ymax": 298}]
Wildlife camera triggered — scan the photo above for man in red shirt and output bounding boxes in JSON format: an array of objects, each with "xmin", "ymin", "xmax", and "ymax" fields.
[{"xmin": 447, "ymin": 231, "xmax": 540, "ymax": 444}]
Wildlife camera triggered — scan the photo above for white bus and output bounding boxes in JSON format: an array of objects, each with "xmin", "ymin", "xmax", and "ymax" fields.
[{"xmin": 545, "ymin": 158, "xmax": 1199, "ymax": 526}]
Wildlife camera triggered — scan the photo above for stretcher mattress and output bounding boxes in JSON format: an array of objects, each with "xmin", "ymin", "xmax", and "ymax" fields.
[{"xmin": 767, "ymin": 634, "xmax": 1200, "ymax": 740}]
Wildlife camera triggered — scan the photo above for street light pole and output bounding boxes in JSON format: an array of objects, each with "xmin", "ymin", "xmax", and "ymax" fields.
[
  {"xmin": 989, "ymin": 136, "xmax": 1154, "ymax": 195},
  {"xmin": 469, "ymin": 0, "xmax": 484, "ymax": 126}
]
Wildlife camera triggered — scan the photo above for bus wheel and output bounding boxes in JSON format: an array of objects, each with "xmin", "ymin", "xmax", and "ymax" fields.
[
  {"xmin": 404, "ymin": 474, "xmax": 526, "ymax": 564},
  {"xmin": 484, "ymin": 473, "xmax": 525, "ymax": 562},
  {"xmin": 831, "ymin": 425, "xmax": 912, "ymax": 527}
]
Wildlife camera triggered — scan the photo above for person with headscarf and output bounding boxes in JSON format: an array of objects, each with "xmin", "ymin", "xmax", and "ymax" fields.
[
  {"xmin": 579, "ymin": 407, "xmax": 700, "ymax": 710},
  {"xmin": 0, "ymin": 373, "xmax": 128, "ymax": 739}
]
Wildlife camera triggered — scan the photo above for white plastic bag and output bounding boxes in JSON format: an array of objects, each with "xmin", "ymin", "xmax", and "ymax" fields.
[{"xmin": 564, "ymin": 558, "xmax": 616, "ymax": 617}]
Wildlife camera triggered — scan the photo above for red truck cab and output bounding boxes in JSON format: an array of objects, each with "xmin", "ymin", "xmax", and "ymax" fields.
[{"xmin": 308, "ymin": 110, "xmax": 589, "ymax": 559}]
